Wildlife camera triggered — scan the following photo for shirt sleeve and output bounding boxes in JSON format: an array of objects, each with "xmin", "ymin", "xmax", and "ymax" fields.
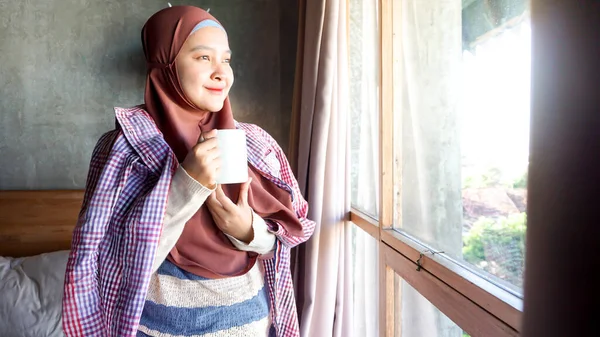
[
  {"xmin": 151, "ymin": 165, "xmax": 214, "ymax": 273},
  {"xmin": 225, "ymin": 211, "xmax": 277, "ymax": 255}
]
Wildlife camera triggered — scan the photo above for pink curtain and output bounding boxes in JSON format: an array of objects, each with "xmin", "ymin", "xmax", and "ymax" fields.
[{"xmin": 289, "ymin": 0, "xmax": 353, "ymax": 336}]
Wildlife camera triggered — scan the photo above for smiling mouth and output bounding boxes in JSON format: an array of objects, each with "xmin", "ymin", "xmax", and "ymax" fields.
[{"xmin": 206, "ymin": 87, "xmax": 224, "ymax": 94}]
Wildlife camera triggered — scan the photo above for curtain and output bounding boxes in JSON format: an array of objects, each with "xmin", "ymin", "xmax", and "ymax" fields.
[{"xmin": 288, "ymin": 0, "xmax": 353, "ymax": 336}]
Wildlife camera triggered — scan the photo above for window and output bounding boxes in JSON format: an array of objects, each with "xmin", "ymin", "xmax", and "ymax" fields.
[
  {"xmin": 383, "ymin": 242, "xmax": 515, "ymax": 337},
  {"xmin": 394, "ymin": 276, "xmax": 463, "ymax": 337},
  {"xmin": 392, "ymin": 0, "xmax": 530, "ymax": 293},
  {"xmin": 349, "ymin": 0, "xmax": 380, "ymax": 218},
  {"xmin": 352, "ymin": 224, "xmax": 379, "ymax": 337},
  {"xmin": 349, "ymin": 0, "xmax": 528, "ymax": 335}
]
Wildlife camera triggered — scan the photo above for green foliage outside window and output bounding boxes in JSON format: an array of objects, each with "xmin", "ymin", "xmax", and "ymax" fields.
[{"xmin": 463, "ymin": 213, "xmax": 527, "ymax": 287}]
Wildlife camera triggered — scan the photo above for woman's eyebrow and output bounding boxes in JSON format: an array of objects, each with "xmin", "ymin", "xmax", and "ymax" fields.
[{"xmin": 189, "ymin": 45, "xmax": 232, "ymax": 54}]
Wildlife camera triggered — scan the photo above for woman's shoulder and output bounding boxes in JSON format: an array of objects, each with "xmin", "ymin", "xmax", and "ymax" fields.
[
  {"xmin": 235, "ymin": 122, "xmax": 279, "ymax": 148},
  {"xmin": 113, "ymin": 105, "xmax": 153, "ymax": 129},
  {"xmin": 92, "ymin": 105, "xmax": 160, "ymax": 161},
  {"xmin": 112, "ymin": 105, "xmax": 164, "ymax": 143},
  {"xmin": 93, "ymin": 105, "xmax": 147, "ymax": 149}
]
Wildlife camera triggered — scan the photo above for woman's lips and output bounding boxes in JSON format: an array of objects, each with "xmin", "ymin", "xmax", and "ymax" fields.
[{"xmin": 205, "ymin": 87, "xmax": 224, "ymax": 94}]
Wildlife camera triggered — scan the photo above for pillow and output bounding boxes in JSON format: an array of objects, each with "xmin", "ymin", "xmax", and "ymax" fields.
[{"xmin": 0, "ymin": 250, "xmax": 69, "ymax": 337}]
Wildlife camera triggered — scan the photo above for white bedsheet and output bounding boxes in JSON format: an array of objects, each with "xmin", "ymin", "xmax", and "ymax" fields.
[{"xmin": 0, "ymin": 250, "xmax": 68, "ymax": 337}]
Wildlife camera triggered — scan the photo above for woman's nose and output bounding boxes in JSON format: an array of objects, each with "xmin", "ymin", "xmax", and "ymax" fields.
[{"xmin": 212, "ymin": 64, "xmax": 226, "ymax": 81}]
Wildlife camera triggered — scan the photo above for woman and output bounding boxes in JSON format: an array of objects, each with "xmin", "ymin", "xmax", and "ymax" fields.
[{"xmin": 62, "ymin": 6, "xmax": 315, "ymax": 337}]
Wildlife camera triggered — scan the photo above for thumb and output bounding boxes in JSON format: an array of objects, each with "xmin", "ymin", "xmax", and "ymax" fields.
[
  {"xmin": 197, "ymin": 129, "xmax": 205, "ymax": 144},
  {"xmin": 238, "ymin": 178, "xmax": 252, "ymax": 206}
]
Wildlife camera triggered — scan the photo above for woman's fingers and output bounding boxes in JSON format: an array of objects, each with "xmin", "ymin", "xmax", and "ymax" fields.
[
  {"xmin": 196, "ymin": 137, "xmax": 218, "ymax": 153},
  {"xmin": 198, "ymin": 129, "xmax": 218, "ymax": 143},
  {"xmin": 206, "ymin": 190, "xmax": 223, "ymax": 209},
  {"xmin": 215, "ymin": 185, "xmax": 237, "ymax": 212},
  {"xmin": 237, "ymin": 178, "xmax": 252, "ymax": 206}
]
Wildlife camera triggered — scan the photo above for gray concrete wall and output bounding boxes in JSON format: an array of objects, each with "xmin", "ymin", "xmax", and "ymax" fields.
[{"xmin": 0, "ymin": 0, "xmax": 297, "ymax": 190}]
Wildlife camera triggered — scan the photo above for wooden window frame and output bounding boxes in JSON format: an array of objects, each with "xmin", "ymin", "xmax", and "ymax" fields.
[
  {"xmin": 382, "ymin": 243, "xmax": 518, "ymax": 337},
  {"xmin": 348, "ymin": 0, "xmax": 525, "ymax": 335}
]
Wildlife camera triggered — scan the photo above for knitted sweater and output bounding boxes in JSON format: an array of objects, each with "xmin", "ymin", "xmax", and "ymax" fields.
[{"xmin": 137, "ymin": 166, "xmax": 276, "ymax": 337}]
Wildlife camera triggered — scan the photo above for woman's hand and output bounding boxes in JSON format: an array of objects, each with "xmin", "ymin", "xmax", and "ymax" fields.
[
  {"xmin": 181, "ymin": 129, "xmax": 220, "ymax": 189},
  {"xmin": 206, "ymin": 179, "xmax": 254, "ymax": 243}
]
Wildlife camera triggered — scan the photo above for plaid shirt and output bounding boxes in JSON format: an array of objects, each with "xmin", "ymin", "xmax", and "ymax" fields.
[{"xmin": 62, "ymin": 106, "xmax": 315, "ymax": 337}]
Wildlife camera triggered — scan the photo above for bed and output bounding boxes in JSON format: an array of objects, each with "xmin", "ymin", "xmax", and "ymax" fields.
[{"xmin": 0, "ymin": 190, "xmax": 83, "ymax": 337}]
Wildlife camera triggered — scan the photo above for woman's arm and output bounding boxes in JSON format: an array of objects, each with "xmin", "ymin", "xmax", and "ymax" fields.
[
  {"xmin": 151, "ymin": 165, "xmax": 213, "ymax": 273},
  {"xmin": 224, "ymin": 212, "xmax": 276, "ymax": 254},
  {"xmin": 152, "ymin": 166, "xmax": 277, "ymax": 273}
]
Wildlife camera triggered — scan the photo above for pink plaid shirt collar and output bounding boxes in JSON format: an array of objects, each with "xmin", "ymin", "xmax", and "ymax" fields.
[{"xmin": 62, "ymin": 106, "xmax": 315, "ymax": 337}]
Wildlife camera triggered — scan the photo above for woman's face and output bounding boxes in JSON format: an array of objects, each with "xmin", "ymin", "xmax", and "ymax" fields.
[{"xmin": 175, "ymin": 26, "xmax": 233, "ymax": 112}]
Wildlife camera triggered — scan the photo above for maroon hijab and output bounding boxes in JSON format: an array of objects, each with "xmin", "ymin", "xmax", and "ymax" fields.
[{"xmin": 141, "ymin": 6, "xmax": 302, "ymax": 278}]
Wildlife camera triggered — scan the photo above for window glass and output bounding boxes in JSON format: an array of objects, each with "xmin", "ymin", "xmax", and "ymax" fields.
[
  {"xmin": 392, "ymin": 0, "xmax": 530, "ymax": 292},
  {"xmin": 349, "ymin": 0, "xmax": 380, "ymax": 218},
  {"xmin": 352, "ymin": 224, "xmax": 379, "ymax": 337},
  {"xmin": 394, "ymin": 274, "xmax": 466, "ymax": 337}
]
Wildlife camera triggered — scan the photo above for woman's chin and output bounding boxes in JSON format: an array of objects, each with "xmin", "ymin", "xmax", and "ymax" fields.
[
  {"xmin": 207, "ymin": 102, "xmax": 225, "ymax": 113},
  {"xmin": 195, "ymin": 101, "xmax": 225, "ymax": 113}
]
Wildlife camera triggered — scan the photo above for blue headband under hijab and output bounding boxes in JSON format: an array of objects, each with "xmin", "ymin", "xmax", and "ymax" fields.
[{"xmin": 190, "ymin": 20, "xmax": 226, "ymax": 36}]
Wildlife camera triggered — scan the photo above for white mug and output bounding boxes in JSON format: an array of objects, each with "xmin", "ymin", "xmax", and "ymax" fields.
[{"xmin": 215, "ymin": 129, "xmax": 248, "ymax": 184}]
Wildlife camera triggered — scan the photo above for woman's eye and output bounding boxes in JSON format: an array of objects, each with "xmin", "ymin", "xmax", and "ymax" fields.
[
  {"xmin": 224, "ymin": 58, "xmax": 231, "ymax": 64},
  {"xmin": 196, "ymin": 55, "xmax": 209, "ymax": 61}
]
